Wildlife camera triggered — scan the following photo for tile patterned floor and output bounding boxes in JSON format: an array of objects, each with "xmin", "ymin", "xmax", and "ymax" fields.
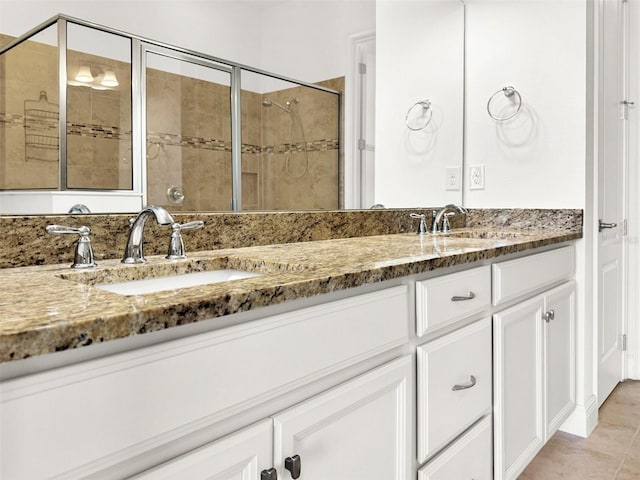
[{"xmin": 519, "ymin": 380, "xmax": 640, "ymax": 479}]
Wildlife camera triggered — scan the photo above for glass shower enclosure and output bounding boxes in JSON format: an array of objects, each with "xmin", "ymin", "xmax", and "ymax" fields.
[{"xmin": 0, "ymin": 15, "xmax": 341, "ymax": 214}]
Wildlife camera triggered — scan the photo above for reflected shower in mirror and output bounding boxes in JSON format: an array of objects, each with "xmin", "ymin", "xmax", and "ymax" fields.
[
  {"xmin": 0, "ymin": 15, "xmax": 342, "ymax": 214},
  {"xmin": 144, "ymin": 48, "xmax": 233, "ymax": 212},
  {"xmin": 241, "ymin": 71, "xmax": 341, "ymax": 211},
  {"xmin": 1, "ymin": 24, "xmax": 59, "ymax": 191}
]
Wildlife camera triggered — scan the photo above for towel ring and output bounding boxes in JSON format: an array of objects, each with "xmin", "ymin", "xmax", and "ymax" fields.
[
  {"xmin": 405, "ymin": 100, "xmax": 433, "ymax": 131},
  {"xmin": 487, "ymin": 86, "xmax": 522, "ymax": 121}
]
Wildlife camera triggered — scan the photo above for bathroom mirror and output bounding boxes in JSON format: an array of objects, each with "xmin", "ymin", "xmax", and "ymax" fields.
[{"xmin": 0, "ymin": 0, "xmax": 464, "ymax": 215}]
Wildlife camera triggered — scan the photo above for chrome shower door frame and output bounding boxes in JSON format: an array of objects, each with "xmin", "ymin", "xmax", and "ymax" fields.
[{"xmin": 138, "ymin": 43, "xmax": 235, "ymax": 209}]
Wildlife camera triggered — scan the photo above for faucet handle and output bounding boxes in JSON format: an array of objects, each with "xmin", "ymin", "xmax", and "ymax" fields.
[
  {"xmin": 410, "ymin": 213, "xmax": 428, "ymax": 235},
  {"xmin": 442, "ymin": 212, "xmax": 456, "ymax": 233},
  {"xmin": 166, "ymin": 221, "xmax": 204, "ymax": 260},
  {"xmin": 46, "ymin": 225, "xmax": 97, "ymax": 269}
]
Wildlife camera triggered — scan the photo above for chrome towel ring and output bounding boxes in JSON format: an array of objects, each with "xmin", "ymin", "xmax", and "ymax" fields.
[
  {"xmin": 487, "ymin": 86, "xmax": 522, "ymax": 121},
  {"xmin": 405, "ymin": 99, "xmax": 433, "ymax": 131}
]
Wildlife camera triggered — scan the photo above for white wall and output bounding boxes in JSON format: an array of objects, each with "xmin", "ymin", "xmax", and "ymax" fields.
[
  {"xmin": 375, "ymin": 0, "xmax": 465, "ymax": 208},
  {"xmin": 259, "ymin": 1, "xmax": 375, "ymax": 83},
  {"xmin": 0, "ymin": 1, "xmax": 264, "ymax": 67},
  {"xmin": 0, "ymin": 0, "xmax": 375, "ymax": 85},
  {"xmin": 464, "ymin": 0, "xmax": 587, "ymax": 208}
]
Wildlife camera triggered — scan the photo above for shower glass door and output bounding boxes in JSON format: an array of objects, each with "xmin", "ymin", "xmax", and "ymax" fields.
[
  {"xmin": 66, "ymin": 23, "xmax": 132, "ymax": 191},
  {"xmin": 143, "ymin": 47, "xmax": 232, "ymax": 211},
  {"xmin": 240, "ymin": 70, "xmax": 341, "ymax": 210}
]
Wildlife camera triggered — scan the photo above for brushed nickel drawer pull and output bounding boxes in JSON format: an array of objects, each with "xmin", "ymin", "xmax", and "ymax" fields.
[
  {"xmin": 452, "ymin": 375, "xmax": 477, "ymax": 391},
  {"xmin": 451, "ymin": 291, "xmax": 476, "ymax": 302}
]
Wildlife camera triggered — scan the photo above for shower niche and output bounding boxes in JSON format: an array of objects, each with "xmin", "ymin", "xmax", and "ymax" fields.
[{"xmin": 0, "ymin": 15, "xmax": 341, "ymax": 214}]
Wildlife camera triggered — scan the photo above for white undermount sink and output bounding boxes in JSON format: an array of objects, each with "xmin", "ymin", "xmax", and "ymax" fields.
[{"xmin": 95, "ymin": 269, "xmax": 262, "ymax": 296}]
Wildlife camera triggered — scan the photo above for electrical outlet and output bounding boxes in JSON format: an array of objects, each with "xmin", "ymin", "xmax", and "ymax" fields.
[
  {"xmin": 469, "ymin": 164, "xmax": 485, "ymax": 190},
  {"xmin": 445, "ymin": 166, "xmax": 461, "ymax": 191}
]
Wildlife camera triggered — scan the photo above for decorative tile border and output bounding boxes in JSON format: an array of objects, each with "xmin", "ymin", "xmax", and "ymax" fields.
[
  {"xmin": 0, "ymin": 112, "xmax": 27, "ymax": 128},
  {"xmin": 67, "ymin": 123, "xmax": 129, "ymax": 140},
  {"xmin": 1, "ymin": 114, "xmax": 339, "ymax": 153}
]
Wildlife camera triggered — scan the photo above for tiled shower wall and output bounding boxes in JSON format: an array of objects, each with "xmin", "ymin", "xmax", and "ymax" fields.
[
  {"xmin": 257, "ymin": 77, "xmax": 342, "ymax": 211},
  {"xmin": 0, "ymin": 33, "xmax": 342, "ymax": 211},
  {"xmin": 144, "ymin": 71, "xmax": 341, "ymax": 211},
  {"xmin": 0, "ymin": 33, "xmax": 60, "ymax": 189},
  {"xmin": 145, "ymin": 67, "xmax": 234, "ymax": 211}
]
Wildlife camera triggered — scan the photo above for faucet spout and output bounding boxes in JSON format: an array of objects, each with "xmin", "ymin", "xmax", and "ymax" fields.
[
  {"xmin": 123, "ymin": 205, "xmax": 174, "ymax": 264},
  {"xmin": 432, "ymin": 203, "xmax": 468, "ymax": 234}
]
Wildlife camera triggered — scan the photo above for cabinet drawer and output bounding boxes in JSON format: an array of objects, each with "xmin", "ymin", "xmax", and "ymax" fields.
[
  {"xmin": 416, "ymin": 265, "xmax": 491, "ymax": 337},
  {"xmin": 1, "ymin": 286, "xmax": 409, "ymax": 479},
  {"xmin": 418, "ymin": 415, "xmax": 493, "ymax": 480},
  {"xmin": 417, "ymin": 317, "xmax": 492, "ymax": 463},
  {"xmin": 492, "ymin": 245, "xmax": 575, "ymax": 306}
]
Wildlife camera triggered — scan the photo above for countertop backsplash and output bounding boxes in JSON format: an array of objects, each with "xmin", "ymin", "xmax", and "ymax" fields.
[{"xmin": 1, "ymin": 208, "xmax": 582, "ymax": 269}]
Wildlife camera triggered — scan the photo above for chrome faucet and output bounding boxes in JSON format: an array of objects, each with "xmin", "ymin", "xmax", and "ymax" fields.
[
  {"xmin": 432, "ymin": 203, "xmax": 468, "ymax": 233},
  {"xmin": 123, "ymin": 205, "xmax": 174, "ymax": 264}
]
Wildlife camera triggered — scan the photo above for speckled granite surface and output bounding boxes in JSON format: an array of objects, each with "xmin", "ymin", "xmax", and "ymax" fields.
[
  {"xmin": 0, "ymin": 210, "xmax": 582, "ymax": 363},
  {"xmin": 2, "ymin": 209, "xmax": 462, "ymax": 269},
  {"xmin": 1, "ymin": 209, "xmax": 583, "ymax": 269}
]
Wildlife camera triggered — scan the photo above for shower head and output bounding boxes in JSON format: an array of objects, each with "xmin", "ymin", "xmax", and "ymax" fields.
[{"xmin": 262, "ymin": 98, "xmax": 290, "ymax": 113}]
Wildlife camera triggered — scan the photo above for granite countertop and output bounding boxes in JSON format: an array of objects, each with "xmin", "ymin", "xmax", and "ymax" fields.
[{"xmin": 0, "ymin": 227, "xmax": 581, "ymax": 363}]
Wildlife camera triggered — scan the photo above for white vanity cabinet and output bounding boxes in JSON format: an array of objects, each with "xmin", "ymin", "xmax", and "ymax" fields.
[
  {"xmin": 0, "ymin": 238, "xmax": 580, "ymax": 480},
  {"xmin": 0, "ymin": 286, "xmax": 410, "ymax": 479},
  {"xmin": 134, "ymin": 356, "xmax": 412, "ymax": 480},
  {"xmin": 492, "ymin": 246, "xmax": 576, "ymax": 480}
]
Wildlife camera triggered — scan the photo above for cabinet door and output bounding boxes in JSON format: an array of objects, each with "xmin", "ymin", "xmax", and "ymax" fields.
[
  {"xmin": 544, "ymin": 281, "xmax": 576, "ymax": 439},
  {"xmin": 131, "ymin": 420, "xmax": 272, "ymax": 479},
  {"xmin": 272, "ymin": 356, "xmax": 411, "ymax": 480},
  {"xmin": 493, "ymin": 297, "xmax": 544, "ymax": 480}
]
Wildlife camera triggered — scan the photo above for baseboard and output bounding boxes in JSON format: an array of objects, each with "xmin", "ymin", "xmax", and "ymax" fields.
[{"xmin": 558, "ymin": 394, "xmax": 598, "ymax": 438}]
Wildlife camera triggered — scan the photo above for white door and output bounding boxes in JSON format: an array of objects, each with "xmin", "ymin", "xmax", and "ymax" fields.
[
  {"xmin": 598, "ymin": 0, "xmax": 627, "ymax": 406},
  {"xmin": 493, "ymin": 297, "xmax": 544, "ymax": 480},
  {"xmin": 544, "ymin": 282, "xmax": 576, "ymax": 439},
  {"xmin": 272, "ymin": 356, "xmax": 411, "ymax": 480},
  {"xmin": 131, "ymin": 420, "xmax": 272, "ymax": 479}
]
